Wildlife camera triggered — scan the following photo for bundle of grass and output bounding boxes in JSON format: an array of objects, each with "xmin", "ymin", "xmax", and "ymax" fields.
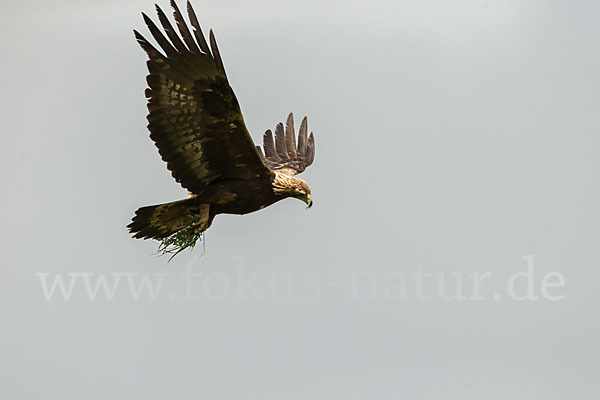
[{"xmin": 157, "ymin": 225, "xmax": 204, "ymax": 261}]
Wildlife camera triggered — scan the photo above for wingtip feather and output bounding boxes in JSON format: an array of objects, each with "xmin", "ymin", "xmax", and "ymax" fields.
[
  {"xmin": 298, "ymin": 116, "xmax": 308, "ymax": 155},
  {"xmin": 285, "ymin": 112, "xmax": 297, "ymax": 156}
]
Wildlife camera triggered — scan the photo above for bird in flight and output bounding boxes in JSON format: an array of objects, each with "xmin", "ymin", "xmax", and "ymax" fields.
[{"xmin": 128, "ymin": 1, "xmax": 316, "ymax": 258}]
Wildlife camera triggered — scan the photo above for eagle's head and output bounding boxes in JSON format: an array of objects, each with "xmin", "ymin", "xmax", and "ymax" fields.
[{"xmin": 272, "ymin": 171, "xmax": 313, "ymax": 208}]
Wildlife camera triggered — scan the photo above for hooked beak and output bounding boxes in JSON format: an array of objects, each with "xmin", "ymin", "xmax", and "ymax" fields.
[{"xmin": 306, "ymin": 194, "xmax": 313, "ymax": 209}]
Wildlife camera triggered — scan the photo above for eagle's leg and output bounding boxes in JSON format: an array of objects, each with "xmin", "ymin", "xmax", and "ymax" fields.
[{"xmin": 192, "ymin": 203, "xmax": 211, "ymax": 233}]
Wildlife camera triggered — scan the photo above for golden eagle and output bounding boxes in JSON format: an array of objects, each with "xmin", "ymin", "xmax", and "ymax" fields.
[{"xmin": 128, "ymin": 1, "xmax": 316, "ymax": 257}]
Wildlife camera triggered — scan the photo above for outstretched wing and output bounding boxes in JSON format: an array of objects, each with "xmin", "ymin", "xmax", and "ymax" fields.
[
  {"xmin": 134, "ymin": 1, "xmax": 271, "ymax": 194},
  {"xmin": 255, "ymin": 113, "xmax": 316, "ymax": 176}
]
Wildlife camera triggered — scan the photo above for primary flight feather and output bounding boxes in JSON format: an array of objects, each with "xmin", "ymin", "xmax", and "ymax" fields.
[{"xmin": 128, "ymin": 1, "xmax": 316, "ymax": 257}]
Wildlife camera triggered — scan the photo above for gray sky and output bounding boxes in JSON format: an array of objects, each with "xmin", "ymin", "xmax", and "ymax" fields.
[{"xmin": 2, "ymin": 0, "xmax": 599, "ymax": 399}]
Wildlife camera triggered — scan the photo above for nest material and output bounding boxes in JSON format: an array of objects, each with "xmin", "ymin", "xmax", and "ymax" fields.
[{"xmin": 157, "ymin": 225, "xmax": 203, "ymax": 261}]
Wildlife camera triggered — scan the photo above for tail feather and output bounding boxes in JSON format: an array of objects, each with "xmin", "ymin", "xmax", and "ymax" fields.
[{"xmin": 128, "ymin": 198, "xmax": 201, "ymax": 240}]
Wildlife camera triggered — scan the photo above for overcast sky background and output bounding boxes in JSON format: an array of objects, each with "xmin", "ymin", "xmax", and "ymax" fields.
[{"xmin": 2, "ymin": 0, "xmax": 599, "ymax": 399}]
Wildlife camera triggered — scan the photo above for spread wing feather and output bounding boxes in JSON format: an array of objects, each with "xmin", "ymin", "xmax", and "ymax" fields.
[
  {"xmin": 262, "ymin": 129, "xmax": 279, "ymax": 159},
  {"xmin": 274, "ymin": 122, "xmax": 287, "ymax": 159},
  {"xmin": 134, "ymin": 1, "xmax": 271, "ymax": 194},
  {"xmin": 297, "ymin": 116, "xmax": 308, "ymax": 155},
  {"xmin": 284, "ymin": 113, "xmax": 297, "ymax": 157},
  {"xmin": 257, "ymin": 113, "xmax": 316, "ymax": 176}
]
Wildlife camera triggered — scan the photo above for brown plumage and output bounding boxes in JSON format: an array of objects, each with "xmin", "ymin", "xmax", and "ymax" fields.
[{"xmin": 128, "ymin": 1, "xmax": 316, "ymax": 256}]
